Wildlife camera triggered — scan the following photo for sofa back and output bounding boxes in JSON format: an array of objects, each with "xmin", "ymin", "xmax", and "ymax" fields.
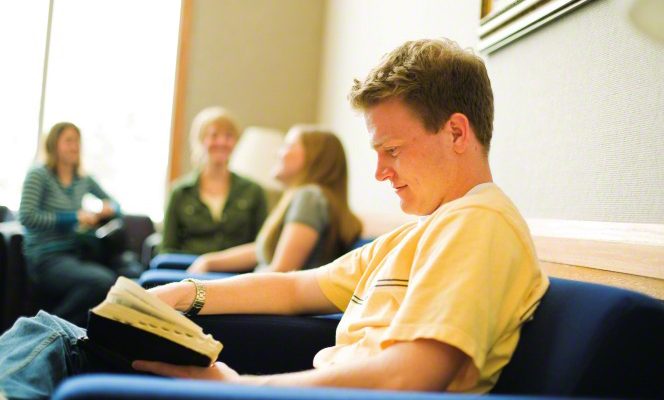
[{"xmin": 492, "ymin": 277, "xmax": 664, "ymax": 398}]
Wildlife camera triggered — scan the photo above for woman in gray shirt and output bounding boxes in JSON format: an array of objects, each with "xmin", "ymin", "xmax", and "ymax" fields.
[{"xmin": 188, "ymin": 125, "xmax": 362, "ymax": 274}]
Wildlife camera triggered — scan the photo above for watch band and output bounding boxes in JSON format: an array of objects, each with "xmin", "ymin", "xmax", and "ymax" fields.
[{"xmin": 181, "ymin": 278, "xmax": 206, "ymax": 317}]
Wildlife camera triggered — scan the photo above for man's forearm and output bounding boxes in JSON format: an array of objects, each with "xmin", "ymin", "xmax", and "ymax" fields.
[
  {"xmin": 233, "ymin": 339, "xmax": 464, "ymax": 392},
  {"xmin": 236, "ymin": 362, "xmax": 391, "ymax": 391},
  {"xmin": 200, "ymin": 270, "xmax": 337, "ymax": 316},
  {"xmin": 133, "ymin": 338, "xmax": 467, "ymax": 392},
  {"xmin": 201, "ymin": 273, "xmax": 300, "ymax": 315}
]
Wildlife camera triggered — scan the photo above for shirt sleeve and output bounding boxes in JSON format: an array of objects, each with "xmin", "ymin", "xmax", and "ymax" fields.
[
  {"xmin": 284, "ymin": 186, "xmax": 328, "ymax": 233},
  {"xmin": 18, "ymin": 167, "xmax": 63, "ymax": 231},
  {"xmin": 379, "ymin": 208, "xmax": 528, "ymax": 376},
  {"xmin": 315, "ymin": 238, "xmax": 379, "ymax": 312}
]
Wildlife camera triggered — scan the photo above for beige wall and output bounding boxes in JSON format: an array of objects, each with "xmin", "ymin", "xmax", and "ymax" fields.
[
  {"xmin": 178, "ymin": 0, "xmax": 325, "ymax": 174},
  {"xmin": 317, "ymin": 0, "xmax": 480, "ymax": 228}
]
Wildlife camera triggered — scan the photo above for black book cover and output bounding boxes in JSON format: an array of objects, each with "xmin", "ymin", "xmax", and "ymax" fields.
[{"xmin": 85, "ymin": 311, "xmax": 214, "ymax": 368}]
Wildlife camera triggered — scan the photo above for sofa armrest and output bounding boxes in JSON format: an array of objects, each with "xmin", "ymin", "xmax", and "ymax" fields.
[
  {"xmin": 53, "ymin": 374, "xmax": 492, "ymax": 400},
  {"xmin": 148, "ymin": 253, "xmax": 197, "ymax": 270},
  {"xmin": 191, "ymin": 314, "xmax": 340, "ymax": 375},
  {"xmin": 140, "ymin": 232, "xmax": 162, "ymax": 266}
]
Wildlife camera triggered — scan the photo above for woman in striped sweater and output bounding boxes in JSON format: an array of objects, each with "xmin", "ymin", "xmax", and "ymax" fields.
[{"xmin": 18, "ymin": 122, "xmax": 120, "ymax": 325}]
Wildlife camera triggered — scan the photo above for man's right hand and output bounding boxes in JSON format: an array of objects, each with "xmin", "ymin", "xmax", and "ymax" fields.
[{"xmin": 148, "ymin": 282, "xmax": 196, "ymax": 313}]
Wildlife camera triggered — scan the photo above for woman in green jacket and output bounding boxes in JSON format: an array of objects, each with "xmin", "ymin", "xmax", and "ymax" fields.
[{"xmin": 159, "ymin": 107, "xmax": 268, "ymax": 256}]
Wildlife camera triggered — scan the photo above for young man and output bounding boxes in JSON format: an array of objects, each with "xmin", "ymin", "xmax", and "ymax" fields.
[
  {"xmin": 135, "ymin": 38, "xmax": 549, "ymax": 393},
  {"xmin": 0, "ymin": 38, "xmax": 547, "ymax": 397}
]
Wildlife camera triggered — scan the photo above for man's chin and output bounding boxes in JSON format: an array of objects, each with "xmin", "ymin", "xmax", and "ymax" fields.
[
  {"xmin": 399, "ymin": 200, "xmax": 435, "ymax": 217},
  {"xmin": 399, "ymin": 200, "xmax": 419, "ymax": 216}
]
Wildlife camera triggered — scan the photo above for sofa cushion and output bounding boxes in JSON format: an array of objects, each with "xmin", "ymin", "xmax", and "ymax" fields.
[{"xmin": 492, "ymin": 277, "xmax": 664, "ymax": 398}]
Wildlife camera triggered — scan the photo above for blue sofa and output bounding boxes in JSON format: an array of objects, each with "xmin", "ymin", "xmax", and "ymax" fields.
[
  {"xmin": 52, "ymin": 278, "xmax": 664, "ymax": 399},
  {"xmin": 139, "ymin": 238, "xmax": 377, "ymax": 288}
]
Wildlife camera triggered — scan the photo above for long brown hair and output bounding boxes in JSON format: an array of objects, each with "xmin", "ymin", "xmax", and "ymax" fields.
[
  {"xmin": 257, "ymin": 126, "xmax": 362, "ymax": 266},
  {"xmin": 44, "ymin": 122, "xmax": 81, "ymax": 174}
]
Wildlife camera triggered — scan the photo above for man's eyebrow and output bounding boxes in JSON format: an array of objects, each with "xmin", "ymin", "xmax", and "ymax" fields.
[{"xmin": 370, "ymin": 137, "xmax": 396, "ymax": 150}]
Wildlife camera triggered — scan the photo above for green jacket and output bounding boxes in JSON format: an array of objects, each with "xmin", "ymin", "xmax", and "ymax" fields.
[{"xmin": 159, "ymin": 171, "xmax": 267, "ymax": 255}]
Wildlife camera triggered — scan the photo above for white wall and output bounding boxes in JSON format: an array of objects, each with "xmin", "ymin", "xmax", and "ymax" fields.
[
  {"xmin": 317, "ymin": 0, "xmax": 480, "ymax": 227},
  {"xmin": 318, "ymin": 0, "xmax": 664, "ymax": 228},
  {"xmin": 487, "ymin": 0, "xmax": 664, "ymax": 223}
]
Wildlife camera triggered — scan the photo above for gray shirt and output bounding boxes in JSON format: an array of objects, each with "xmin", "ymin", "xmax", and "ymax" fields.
[{"xmin": 256, "ymin": 184, "xmax": 329, "ymax": 270}]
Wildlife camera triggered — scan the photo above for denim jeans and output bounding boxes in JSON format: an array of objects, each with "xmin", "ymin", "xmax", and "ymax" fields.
[{"xmin": 0, "ymin": 311, "xmax": 89, "ymax": 400}]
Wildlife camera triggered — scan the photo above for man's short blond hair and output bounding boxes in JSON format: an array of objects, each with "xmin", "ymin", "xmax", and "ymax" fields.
[{"xmin": 349, "ymin": 38, "xmax": 494, "ymax": 151}]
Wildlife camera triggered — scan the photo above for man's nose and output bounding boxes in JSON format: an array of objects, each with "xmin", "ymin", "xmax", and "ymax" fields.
[{"xmin": 375, "ymin": 158, "xmax": 394, "ymax": 182}]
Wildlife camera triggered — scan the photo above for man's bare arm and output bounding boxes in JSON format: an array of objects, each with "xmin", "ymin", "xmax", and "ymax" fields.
[
  {"xmin": 150, "ymin": 268, "xmax": 339, "ymax": 316},
  {"xmin": 134, "ymin": 338, "xmax": 469, "ymax": 392}
]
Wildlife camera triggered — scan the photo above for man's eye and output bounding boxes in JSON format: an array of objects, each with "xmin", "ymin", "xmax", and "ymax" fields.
[{"xmin": 386, "ymin": 147, "xmax": 398, "ymax": 156}]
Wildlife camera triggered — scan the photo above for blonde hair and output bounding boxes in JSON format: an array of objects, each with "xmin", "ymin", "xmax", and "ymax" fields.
[
  {"xmin": 257, "ymin": 125, "xmax": 362, "ymax": 265},
  {"xmin": 349, "ymin": 38, "xmax": 494, "ymax": 151},
  {"xmin": 189, "ymin": 106, "xmax": 241, "ymax": 165},
  {"xmin": 44, "ymin": 122, "xmax": 81, "ymax": 174}
]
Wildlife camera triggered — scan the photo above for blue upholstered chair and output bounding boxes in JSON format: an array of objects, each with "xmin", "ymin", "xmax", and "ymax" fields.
[
  {"xmin": 149, "ymin": 253, "xmax": 198, "ymax": 270},
  {"xmin": 139, "ymin": 238, "xmax": 377, "ymax": 288},
  {"xmin": 53, "ymin": 277, "xmax": 664, "ymax": 399}
]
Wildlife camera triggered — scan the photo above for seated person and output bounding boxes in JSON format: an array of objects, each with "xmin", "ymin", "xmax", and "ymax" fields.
[
  {"xmin": 185, "ymin": 124, "xmax": 363, "ymax": 274},
  {"xmin": 159, "ymin": 106, "xmax": 267, "ymax": 256},
  {"xmin": 0, "ymin": 38, "xmax": 548, "ymax": 398},
  {"xmin": 18, "ymin": 122, "xmax": 129, "ymax": 326}
]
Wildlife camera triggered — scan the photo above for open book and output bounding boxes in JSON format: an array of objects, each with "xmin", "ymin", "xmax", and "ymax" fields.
[{"xmin": 83, "ymin": 277, "xmax": 223, "ymax": 370}]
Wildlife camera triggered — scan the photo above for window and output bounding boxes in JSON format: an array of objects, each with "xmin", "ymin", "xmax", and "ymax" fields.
[
  {"xmin": 0, "ymin": 0, "xmax": 181, "ymax": 222},
  {"xmin": 0, "ymin": 1, "xmax": 49, "ymax": 210}
]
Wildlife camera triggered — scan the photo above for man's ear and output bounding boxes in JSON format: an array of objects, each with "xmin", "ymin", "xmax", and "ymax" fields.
[{"xmin": 446, "ymin": 113, "xmax": 472, "ymax": 154}]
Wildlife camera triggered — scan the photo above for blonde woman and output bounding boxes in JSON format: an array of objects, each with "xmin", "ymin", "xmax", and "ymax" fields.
[
  {"xmin": 187, "ymin": 125, "xmax": 362, "ymax": 274},
  {"xmin": 159, "ymin": 107, "xmax": 267, "ymax": 256}
]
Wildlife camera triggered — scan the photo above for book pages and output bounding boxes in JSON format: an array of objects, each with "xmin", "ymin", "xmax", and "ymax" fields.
[{"xmin": 92, "ymin": 277, "xmax": 222, "ymax": 360}]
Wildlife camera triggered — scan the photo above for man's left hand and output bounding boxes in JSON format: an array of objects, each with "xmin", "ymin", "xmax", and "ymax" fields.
[{"xmin": 132, "ymin": 360, "xmax": 240, "ymax": 381}]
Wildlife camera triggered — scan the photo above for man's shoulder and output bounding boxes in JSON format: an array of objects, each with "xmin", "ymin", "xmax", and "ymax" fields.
[
  {"xmin": 439, "ymin": 184, "xmax": 519, "ymax": 218},
  {"xmin": 367, "ymin": 220, "xmax": 420, "ymax": 254},
  {"xmin": 426, "ymin": 184, "xmax": 529, "ymax": 238}
]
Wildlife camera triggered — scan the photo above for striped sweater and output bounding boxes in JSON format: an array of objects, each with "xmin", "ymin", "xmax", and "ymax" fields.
[{"xmin": 18, "ymin": 165, "xmax": 117, "ymax": 263}]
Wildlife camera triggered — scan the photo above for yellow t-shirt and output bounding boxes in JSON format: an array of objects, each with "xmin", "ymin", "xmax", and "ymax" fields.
[{"xmin": 314, "ymin": 183, "xmax": 549, "ymax": 393}]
